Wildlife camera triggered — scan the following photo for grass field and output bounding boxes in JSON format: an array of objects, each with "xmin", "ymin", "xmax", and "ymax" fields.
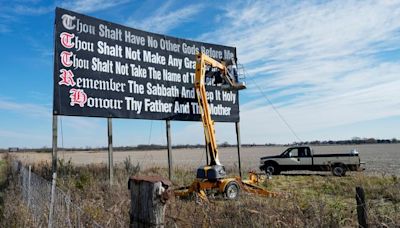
[
  {"xmin": 1, "ymin": 144, "xmax": 400, "ymax": 227},
  {"xmin": 1, "ymin": 155, "xmax": 399, "ymax": 227}
]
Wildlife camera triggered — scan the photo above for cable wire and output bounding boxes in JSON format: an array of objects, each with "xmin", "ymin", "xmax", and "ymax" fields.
[
  {"xmin": 147, "ymin": 120, "xmax": 153, "ymax": 145},
  {"xmin": 241, "ymin": 65, "xmax": 302, "ymax": 142}
]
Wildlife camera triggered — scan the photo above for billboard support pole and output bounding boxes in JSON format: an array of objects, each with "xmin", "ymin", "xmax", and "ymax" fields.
[
  {"xmin": 166, "ymin": 120, "xmax": 172, "ymax": 180},
  {"xmin": 235, "ymin": 121, "xmax": 242, "ymax": 178},
  {"xmin": 52, "ymin": 115, "xmax": 58, "ymax": 174},
  {"xmin": 107, "ymin": 117, "xmax": 114, "ymax": 185}
]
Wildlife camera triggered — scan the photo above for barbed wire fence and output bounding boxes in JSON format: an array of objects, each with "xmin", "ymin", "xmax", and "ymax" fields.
[{"xmin": 11, "ymin": 160, "xmax": 103, "ymax": 228}]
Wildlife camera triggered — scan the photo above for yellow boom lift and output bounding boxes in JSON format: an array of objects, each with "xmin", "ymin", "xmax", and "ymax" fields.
[{"xmin": 174, "ymin": 53, "xmax": 279, "ymax": 200}]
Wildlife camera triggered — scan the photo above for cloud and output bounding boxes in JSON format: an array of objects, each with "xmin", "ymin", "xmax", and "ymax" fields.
[
  {"xmin": 0, "ymin": 25, "xmax": 9, "ymax": 33},
  {"xmin": 60, "ymin": 0, "xmax": 129, "ymax": 13},
  {"xmin": 0, "ymin": 98, "xmax": 104, "ymax": 148},
  {"xmin": 127, "ymin": 3, "xmax": 203, "ymax": 33},
  {"xmin": 2, "ymin": 0, "xmax": 128, "ymax": 17},
  {"xmin": 0, "ymin": 129, "xmax": 47, "ymax": 141},
  {"xmin": 0, "ymin": 97, "xmax": 104, "ymax": 129},
  {"xmin": 0, "ymin": 98, "xmax": 51, "ymax": 118},
  {"xmin": 13, "ymin": 5, "xmax": 54, "ymax": 15},
  {"xmin": 0, "ymin": 5, "xmax": 16, "ymax": 33},
  {"xmin": 188, "ymin": 0, "xmax": 400, "ymax": 143}
]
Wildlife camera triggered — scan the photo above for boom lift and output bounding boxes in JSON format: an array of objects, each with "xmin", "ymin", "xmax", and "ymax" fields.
[{"xmin": 174, "ymin": 53, "xmax": 279, "ymax": 200}]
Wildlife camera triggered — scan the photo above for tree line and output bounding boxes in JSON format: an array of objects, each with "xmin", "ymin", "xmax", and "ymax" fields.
[{"xmin": 1, "ymin": 137, "xmax": 398, "ymax": 152}]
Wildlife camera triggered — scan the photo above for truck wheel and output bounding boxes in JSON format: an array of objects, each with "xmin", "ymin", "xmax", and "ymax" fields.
[
  {"xmin": 332, "ymin": 165, "xmax": 346, "ymax": 177},
  {"xmin": 265, "ymin": 164, "xmax": 280, "ymax": 175},
  {"xmin": 224, "ymin": 181, "xmax": 240, "ymax": 200}
]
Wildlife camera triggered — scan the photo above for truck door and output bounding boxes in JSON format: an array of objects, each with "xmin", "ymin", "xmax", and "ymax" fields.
[
  {"xmin": 298, "ymin": 147, "xmax": 312, "ymax": 170},
  {"xmin": 280, "ymin": 148, "xmax": 301, "ymax": 169}
]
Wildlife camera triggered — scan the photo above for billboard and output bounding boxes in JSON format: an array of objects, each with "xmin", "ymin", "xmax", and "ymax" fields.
[{"xmin": 53, "ymin": 8, "xmax": 240, "ymax": 122}]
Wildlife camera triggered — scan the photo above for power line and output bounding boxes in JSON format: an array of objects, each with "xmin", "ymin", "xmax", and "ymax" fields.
[
  {"xmin": 147, "ymin": 120, "xmax": 153, "ymax": 145},
  {"xmin": 242, "ymin": 66, "xmax": 302, "ymax": 142}
]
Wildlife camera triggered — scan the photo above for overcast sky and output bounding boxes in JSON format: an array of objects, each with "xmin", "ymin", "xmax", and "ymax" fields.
[{"xmin": 0, "ymin": 0, "xmax": 399, "ymax": 148}]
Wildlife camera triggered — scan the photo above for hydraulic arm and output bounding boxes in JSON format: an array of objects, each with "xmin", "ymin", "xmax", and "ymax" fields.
[
  {"xmin": 174, "ymin": 53, "xmax": 279, "ymax": 200},
  {"xmin": 194, "ymin": 53, "xmax": 245, "ymax": 180}
]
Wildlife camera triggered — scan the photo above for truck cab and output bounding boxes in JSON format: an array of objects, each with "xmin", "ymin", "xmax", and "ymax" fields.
[{"xmin": 281, "ymin": 146, "xmax": 313, "ymax": 166}]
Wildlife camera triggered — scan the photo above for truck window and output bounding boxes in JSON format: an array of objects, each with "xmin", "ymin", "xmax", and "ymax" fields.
[
  {"xmin": 305, "ymin": 147, "xmax": 311, "ymax": 157},
  {"xmin": 298, "ymin": 147, "xmax": 311, "ymax": 157},
  {"xmin": 288, "ymin": 148, "xmax": 298, "ymax": 157}
]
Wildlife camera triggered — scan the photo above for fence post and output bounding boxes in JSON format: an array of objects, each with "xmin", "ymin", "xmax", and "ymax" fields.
[
  {"xmin": 27, "ymin": 165, "xmax": 32, "ymax": 208},
  {"xmin": 356, "ymin": 186, "xmax": 368, "ymax": 228},
  {"xmin": 52, "ymin": 115, "xmax": 58, "ymax": 173},
  {"xmin": 165, "ymin": 120, "xmax": 173, "ymax": 180},
  {"xmin": 129, "ymin": 176, "xmax": 172, "ymax": 227},
  {"xmin": 65, "ymin": 192, "xmax": 72, "ymax": 228},
  {"xmin": 48, "ymin": 172, "xmax": 57, "ymax": 228}
]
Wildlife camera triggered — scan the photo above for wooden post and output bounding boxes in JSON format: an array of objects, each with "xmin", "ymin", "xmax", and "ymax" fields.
[
  {"xmin": 52, "ymin": 115, "xmax": 58, "ymax": 174},
  {"xmin": 235, "ymin": 121, "xmax": 242, "ymax": 178},
  {"xmin": 28, "ymin": 165, "xmax": 31, "ymax": 208},
  {"xmin": 356, "ymin": 186, "xmax": 368, "ymax": 228},
  {"xmin": 108, "ymin": 118, "xmax": 114, "ymax": 185},
  {"xmin": 165, "ymin": 120, "xmax": 172, "ymax": 180},
  {"xmin": 129, "ymin": 176, "xmax": 172, "ymax": 228},
  {"xmin": 48, "ymin": 172, "xmax": 57, "ymax": 228}
]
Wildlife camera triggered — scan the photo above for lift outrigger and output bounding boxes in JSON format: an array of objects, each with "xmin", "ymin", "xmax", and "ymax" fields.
[{"xmin": 174, "ymin": 53, "xmax": 279, "ymax": 200}]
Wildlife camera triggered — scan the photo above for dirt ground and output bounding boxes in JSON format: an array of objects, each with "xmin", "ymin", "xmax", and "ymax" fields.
[{"xmin": 11, "ymin": 144, "xmax": 400, "ymax": 176}]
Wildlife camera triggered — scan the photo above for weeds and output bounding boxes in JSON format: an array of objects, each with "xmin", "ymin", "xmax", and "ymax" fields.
[
  {"xmin": 0, "ymin": 154, "xmax": 35, "ymax": 227},
  {"xmin": 1, "ymin": 157, "xmax": 399, "ymax": 227},
  {"xmin": 123, "ymin": 156, "xmax": 140, "ymax": 176},
  {"xmin": 58, "ymin": 158, "xmax": 74, "ymax": 177}
]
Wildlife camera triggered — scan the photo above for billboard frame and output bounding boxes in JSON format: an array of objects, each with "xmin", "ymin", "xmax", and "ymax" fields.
[{"xmin": 51, "ymin": 7, "xmax": 243, "ymax": 183}]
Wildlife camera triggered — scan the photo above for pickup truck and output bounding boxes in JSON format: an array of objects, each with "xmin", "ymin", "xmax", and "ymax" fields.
[{"xmin": 259, "ymin": 146, "xmax": 363, "ymax": 176}]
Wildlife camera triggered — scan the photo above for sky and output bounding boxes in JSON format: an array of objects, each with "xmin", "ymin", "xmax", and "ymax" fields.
[{"xmin": 0, "ymin": 0, "xmax": 399, "ymax": 148}]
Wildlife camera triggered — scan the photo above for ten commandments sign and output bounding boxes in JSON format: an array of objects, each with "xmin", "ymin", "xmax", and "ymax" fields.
[{"xmin": 53, "ymin": 8, "xmax": 240, "ymax": 122}]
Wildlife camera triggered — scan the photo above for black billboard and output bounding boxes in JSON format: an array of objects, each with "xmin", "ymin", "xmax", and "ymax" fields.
[{"xmin": 53, "ymin": 8, "xmax": 240, "ymax": 122}]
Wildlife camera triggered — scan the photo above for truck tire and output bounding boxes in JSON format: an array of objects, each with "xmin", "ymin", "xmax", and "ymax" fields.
[
  {"xmin": 332, "ymin": 164, "xmax": 346, "ymax": 177},
  {"xmin": 264, "ymin": 163, "xmax": 281, "ymax": 175},
  {"xmin": 224, "ymin": 181, "xmax": 240, "ymax": 200}
]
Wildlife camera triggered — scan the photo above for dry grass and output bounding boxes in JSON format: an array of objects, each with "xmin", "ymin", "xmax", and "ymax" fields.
[
  {"xmin": 0, "ymin": 155, "xmax": 35, "ymax": 227},
  {"xmin": 1, "ymin": 156, "xmax": 399, "ymax": 227}
]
